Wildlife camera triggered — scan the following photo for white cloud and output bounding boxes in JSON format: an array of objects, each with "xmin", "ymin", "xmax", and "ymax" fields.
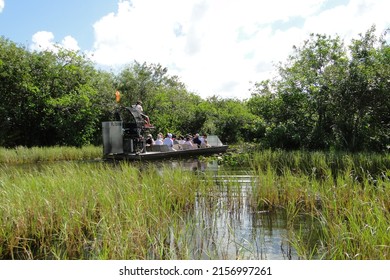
[
  {"xmin": 30, "ymin": 31, "xmax": 80, "ymax": 52},
  {"xmin": 30, "ymin": 31, "xmax": 57, "ymax": 52},
  {"xmin": 61, "ymin": 36, "xmax": 80, "ymax": 51},
  {"xmin": 0, "ymin": 0, "xmax": 4, "ymax": 13},
  {"xmin": 90, "ymin": 0, "xmax": 189, "ymax": 65},
  {"xmin": 90, "ymin": 0, "xmax": 389, "ymax": 99}
]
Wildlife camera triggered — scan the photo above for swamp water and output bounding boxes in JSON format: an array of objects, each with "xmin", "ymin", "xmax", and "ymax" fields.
[
  {"xmin": 2, "ymin": 159, "xmax": 320, "ymax": 260},
  {"xmin": 146, "ymin": 159, "xmax": 318, "ymax": 260}
]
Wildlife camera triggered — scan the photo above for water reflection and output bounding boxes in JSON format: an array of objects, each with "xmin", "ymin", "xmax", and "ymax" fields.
[
  {"xmin": 148, "ymin": 159, "xmax": 301, "ymax": 260},
  {"xmin": 195, "ymin": 174, "xmax": 296, "ymax": 259}
]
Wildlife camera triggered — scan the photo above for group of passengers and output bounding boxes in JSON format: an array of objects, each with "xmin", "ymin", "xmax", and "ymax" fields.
[
  {"xmin": 134, "ymin": 100, "xmax": 210, "ymax": 150},
  {"xmin": 145, "ymin": 132, "xmax": 209, "ymax": 150}
]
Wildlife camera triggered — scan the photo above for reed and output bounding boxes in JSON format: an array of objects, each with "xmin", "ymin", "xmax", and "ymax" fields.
[
  {"xmin": 1, "ymin": 147, "xmax": 389, "ymax": 260},
  {"xmin": 226, "ymin": 148, "xmax": 389, "ymax": 179},
  {"xmin": 0, "ymin": 145, "xmax": 102, "ymax": 164},
  {"xmin": 249, "ymin": 150, "xmax": 390, "ymax": 259},
  {"xmin": 0, "ymin": 161, "xmax": 211, "ymax": 259}
]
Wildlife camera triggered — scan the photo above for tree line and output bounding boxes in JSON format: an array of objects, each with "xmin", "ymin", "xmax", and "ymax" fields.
[
  {"xmin": 248, "ymin": 26, "xmax": 389, "ymax": 152},
  {"xmin": 0, "ymin": 26, "xmax": 388, "ymax": 151}
]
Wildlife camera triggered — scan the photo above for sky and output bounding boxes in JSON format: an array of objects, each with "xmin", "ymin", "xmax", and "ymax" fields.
[{"xmin": 0, "ymin": 0, "xmax": 389, "ymax": 100}]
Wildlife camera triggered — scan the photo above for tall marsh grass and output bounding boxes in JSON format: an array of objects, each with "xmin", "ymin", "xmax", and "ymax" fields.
[
  {"xmin": 1, "ymin": 147, "xmax": 389, "ymax": 260},
  {"xmin": 248, "ymin": 150, "xmax": 390, "ymax": 259},
  {"xmin": 0, "ymin": 145, "xmax": 102, "ymax": 164},
  {"xmin": 0, "ymin": 161, "xmax": 212, "ymax": 259}
]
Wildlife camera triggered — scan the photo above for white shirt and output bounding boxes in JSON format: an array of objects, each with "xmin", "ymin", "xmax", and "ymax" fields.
[
  {"xmin": 155, "ymin": 138, "xmax": 163, "ymax": 145},
  {"xmin": 163, "ymin": 137, "xmax": 173, "ymax": 147},
  {"xmin": 135, "ymin": 104, "xmax": 143, "ymax": 112}
]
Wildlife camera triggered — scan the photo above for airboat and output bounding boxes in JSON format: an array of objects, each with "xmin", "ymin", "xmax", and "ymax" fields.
[{"xmin": 102, "ymin": 106, "xmax": 228, "ymax": 161}]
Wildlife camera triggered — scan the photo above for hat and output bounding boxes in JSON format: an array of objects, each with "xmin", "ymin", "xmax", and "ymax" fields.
[
  {"xmin": 168, "ymin": 133, "xmax": 172, "ymax": 138},
  {"xmin": 147, "ymin": 134, "xmax": 152, "ymax": 138}
]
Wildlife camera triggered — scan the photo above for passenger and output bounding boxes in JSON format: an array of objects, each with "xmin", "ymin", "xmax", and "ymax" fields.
[
  {"xmin": 146, "ymin": 134, "xmax": 155, "ymax": 146},
  {"xmin": 163, "ymin": 133, "xmax": 174, "ymax": 149},
  {"xmin": 177, "ymin": 135, "xmax": 185, "ymax": 145},
  {"xmin": 135, "ymin": 100, "xmax": 143, "ymax": 111},
  {"xmin": 172, "ymin": 134, "xmax": 179, "ymax": 145},
  {"xmin": 154, "ymin": 133, "xmax": 163, "ymax": 145},
  {"xmin": 135, "ymin": 100, "xmax": 152, "ymax": 127},
  {"xmin": 184, "ymin": 136, "xmax": 196, "ymax": 149},
  {"xmin": 193, "ymin": 133, "xmax": 202, "ymax": 148},
  {"xmin": 200, "ymin": 134, "xmax": 210, "ymax": 148}
]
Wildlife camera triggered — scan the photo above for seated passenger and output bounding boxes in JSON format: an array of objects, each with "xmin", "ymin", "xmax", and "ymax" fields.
[
  {"xmin": 154, "ymin": 133, "xmax": 163, "ymax": 145},
  {"xmin": 146, "ymin": 134, "xmax": 155, "ymax": 146},
  {"xmin": 200, "ymin": 134, "xmax": 210, "ymax": 147},
  {"xmin": 193, "ymin": 133, "xmax": 202, "ymax": 148},
  {"xmin": 172, "ymin": 134, "xmax": 179, "ymax": 145},
  {"xmin": 163, "ymin": 133, "xmax": 174, "ymax": 150},
  {"xmin": 177, "ymin": 135, "xmax": 185, "ymax": 145},
  {"xmin": 184, "ymin": 136, "xmax": 196, "ymax": 149},
  {"xmin": 135, "ymin": 100, "xmax": 152, "ymax": 127}
]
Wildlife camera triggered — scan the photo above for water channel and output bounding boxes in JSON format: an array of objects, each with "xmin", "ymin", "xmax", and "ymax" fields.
[{"xmin": 147, "ymin": 159, "xmax": 308, "ymax": 260}]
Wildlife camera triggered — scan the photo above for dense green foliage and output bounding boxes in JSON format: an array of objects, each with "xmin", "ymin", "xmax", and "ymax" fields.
[
  {"xmin": 248, "ymin": 26, "xmax": 389, "ymax": 151},
  {"xmin": 0, "ymin": 38, "xmax": 116, "ymax": 147},
  {"xmin": 0, "ymin": 26, "xmax": 388, "ymax": 151}
]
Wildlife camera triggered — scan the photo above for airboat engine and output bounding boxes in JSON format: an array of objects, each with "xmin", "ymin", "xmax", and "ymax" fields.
[{"xmin": 102, "ymin": 106, "xmax": 148, "ymax": 155}]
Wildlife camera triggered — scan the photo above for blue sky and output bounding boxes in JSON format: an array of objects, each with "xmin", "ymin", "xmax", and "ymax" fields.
[
  {"xmin": 0, "ymin": 0, "xmax": 389, "ymax": 99},
  {"xmin": 0, "ymin": 0, "xmax": 117, "ymax": 49}
]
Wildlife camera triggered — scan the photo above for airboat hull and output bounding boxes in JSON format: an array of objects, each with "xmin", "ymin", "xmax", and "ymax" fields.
[{"xmin": 103, "ymin": 145, "xmax": 228, "ymax": 161}]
